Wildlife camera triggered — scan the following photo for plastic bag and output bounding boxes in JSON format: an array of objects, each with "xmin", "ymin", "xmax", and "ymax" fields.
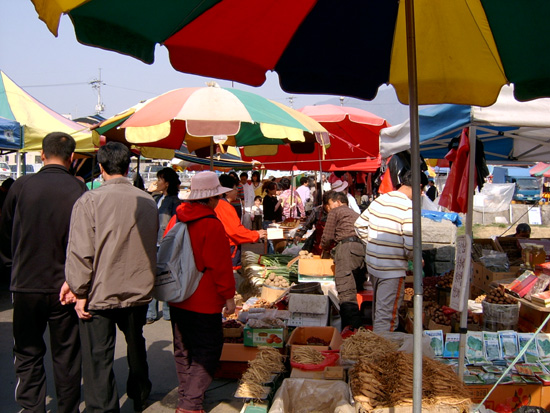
[
  {"xmin": 480, "ymin": 250, "xmax": 509, "ymax": 272},
  {"xmin": 268, "ymin": 378, "xmax": 354, "ymax": 413}
]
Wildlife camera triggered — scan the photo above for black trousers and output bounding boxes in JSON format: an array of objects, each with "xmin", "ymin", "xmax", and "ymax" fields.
[
  {"xmin": 12, "ymin": 292, "xmax": 81, "ymax": 413},
  {"xmin": 79, "ymin": 305, "xmax": 151, "ymax": 413},
  {"xmin": 170, "ymin": 307, "xmax": 223, "ymax": 411}
]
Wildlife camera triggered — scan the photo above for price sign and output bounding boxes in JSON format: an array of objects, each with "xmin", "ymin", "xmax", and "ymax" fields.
[{"xmin": 450, "ymin": 234, "xmax": 472, "ymax": 312}]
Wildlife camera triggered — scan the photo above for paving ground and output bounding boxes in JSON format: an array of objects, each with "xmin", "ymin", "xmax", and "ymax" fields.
[{"xmin": 0, "ymin": 244, "xmax": 270, "ymax": 413}]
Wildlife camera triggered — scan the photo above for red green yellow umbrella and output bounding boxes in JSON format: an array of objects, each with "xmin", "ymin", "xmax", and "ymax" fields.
[{"xmin": 30, "ymin": 0, "xmax": 550, "ymax": 106}]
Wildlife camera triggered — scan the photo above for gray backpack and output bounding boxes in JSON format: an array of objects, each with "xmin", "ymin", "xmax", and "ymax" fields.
[{"xmin": 153, "ymin": 216, "xmax": 213, "ymax": 302}]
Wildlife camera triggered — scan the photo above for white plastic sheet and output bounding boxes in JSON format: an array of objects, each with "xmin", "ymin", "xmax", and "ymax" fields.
[
  {"xmin": 269, "ymin": 378, "xmax": 354, "ymax": 413},
  {"xmin": 473, "ymin": 183, "xmax": 515, "ymax": 213}
]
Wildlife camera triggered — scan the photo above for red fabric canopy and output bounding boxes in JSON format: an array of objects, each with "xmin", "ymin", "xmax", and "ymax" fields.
[{"xmin": 241, "ymin": 105, "xmax": 389, "ymax": 171}]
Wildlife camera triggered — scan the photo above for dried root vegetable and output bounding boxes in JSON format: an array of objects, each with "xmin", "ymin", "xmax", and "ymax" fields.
[
  {"xmin": 291, "ymin": 346, "xmax": 325, "ymax": 364},
  {"xmin": 235, "ymin": 382, "xmax": 266, "ymax": 400},
  {"xmin": 238, "ymin": 347, "xmax": 285, "ymax": 400},
  {"xmin": 254, "ymin": 346, "xmax": 285, "ymax": 373},
  {"xmin": 349, "ymin": 352, "xmax": 471, "ymax": 412},
  {"xmin": 340, "ymin": 328, "xmax": 399, "ymax": 362}
]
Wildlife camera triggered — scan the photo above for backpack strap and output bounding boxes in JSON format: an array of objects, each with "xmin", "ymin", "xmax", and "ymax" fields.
[{"xmin": 183, "ymin": 214, "xmax": 218, "ymax": 273}]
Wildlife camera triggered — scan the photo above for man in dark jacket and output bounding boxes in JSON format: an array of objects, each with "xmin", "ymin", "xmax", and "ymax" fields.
[{"xmin": 0, "ymin": 132, "xmax": 86, "ymax": 413}]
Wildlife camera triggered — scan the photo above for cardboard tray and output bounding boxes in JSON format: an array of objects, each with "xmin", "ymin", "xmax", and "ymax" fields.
[
  {"xmin": 298, "ymin": 258, "xmax": 335, "ymax": 277},
  {"xmin": 286, "ymin": 326, "xmax": 342, "ymax": 359}
]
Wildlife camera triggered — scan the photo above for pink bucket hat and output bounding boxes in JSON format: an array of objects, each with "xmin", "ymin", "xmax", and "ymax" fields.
[
  {"xmin": 187, "ymin": 171, "xmax": 232, "ymax": 200},
  {"xmin": 331, "ymin": 180, "xmax": 349, "ymax": 192}
]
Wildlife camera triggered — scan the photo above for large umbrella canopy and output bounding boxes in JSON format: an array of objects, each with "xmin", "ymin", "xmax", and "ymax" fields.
[
  {"xmin": 0, "ymin": 117, "xmax": 23, "ymax": 151},
  {"xmin": 530, "ymin": 162, "xmax": 550, "ymax": 178},
  {"xmin": 93, "ymin": 84, "xmax": 329, "ymax": 159},
  {"xmin": 31, "ymin": 0, "xmax": 550, "ymax": 106},
  {"xmin": 380, "ymin": 85, "xmax": 550, "ymax": 163},
  {"xmin": 241, "ymin": 105, "xmax": 389, "ymax": 171},
  {"xmin": 0, "ymin": 70, "xmax": 94, "ymax": 152}
]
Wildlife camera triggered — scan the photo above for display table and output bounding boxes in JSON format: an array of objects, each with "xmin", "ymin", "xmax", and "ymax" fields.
[
  {"xmin": 469, "ymin": 383, "xmax": 550, "ymax": 410},
  {"xmin": 515, "ymin": 296, "xmax": 550, "ymax": 333}
]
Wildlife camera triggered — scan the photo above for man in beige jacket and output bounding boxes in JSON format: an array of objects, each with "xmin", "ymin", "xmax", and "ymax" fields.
[{"xmin": 61, "ymin": 142, "xmax": 158, "ymax": 412}]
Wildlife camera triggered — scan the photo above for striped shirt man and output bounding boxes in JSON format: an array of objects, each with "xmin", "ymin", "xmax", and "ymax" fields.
[
  {"xmin": 355, "ymin": 190, "xmax": 413, "ymax": 332},
  {"xmin": 354, "ymin": 191, "xmax": 413, "ymax": 278}
]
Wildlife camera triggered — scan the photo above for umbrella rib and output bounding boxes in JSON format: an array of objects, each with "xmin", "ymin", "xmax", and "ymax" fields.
[
  {"xmin": 328, "ymin": 132, "xmax": 373, "ymax": 155},
  {"xmin": 464, "ymin": 1, "xmax": 508, "ymax": 82}
]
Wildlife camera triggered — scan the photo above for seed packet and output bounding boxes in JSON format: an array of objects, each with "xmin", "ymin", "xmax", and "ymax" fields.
[
  {"xmin": 466, "ymin": 366, "xmax": 485, "ymax": 375},
  {"xmin": 499, "ymin": 330, "xmax": 519, "ymax": 360},
  {"xmin": 463, "ymin": 375, "xmax": 484, "ymax": 385},
  {"xmin": 511, "ymin": 374, "xmax": 525, "ymax": 384},
  {"xmin": 483, "ymin": 331, "xmax": 501, "ymax": 361},
  {"xmin": 516, "ymin": 364, "xmax": 536, "ymax": 376},
  {"xmin": 444, "ymin": 333, "xmax": 460, "ymax": 358},
  {"xmin": 518, "ymin": 332, "xmax": 539, "ymax": 363},
  {"xmin": 536, "ymin": 373, "xmax": 550, "ymax": 385},
  {"xmin": 521, "ymin": 375, "xmax": 540, "ymax": 384},
  {"xmin": 536, "ymin": 333, "xmax": 550, "ymax": 361},
  {"xmin": 424, "ymin": 330, "xmax": 444, "ymax": 357},
  {"xmin": 479, "ymin": 372, "xmax": 498, "ymax": 384},
  {"xmin": 466, "ymin": 331, "xmax": 486, "ymax": 364},
  {"xmin": 483, "ymin": 365, "xmax": 505, "ymax": 374}
]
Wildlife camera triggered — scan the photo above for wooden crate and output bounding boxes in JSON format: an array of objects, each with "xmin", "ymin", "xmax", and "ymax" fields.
[{"xmin": 472, "ymin": 238, "xmax": 502, "ymax": 262}]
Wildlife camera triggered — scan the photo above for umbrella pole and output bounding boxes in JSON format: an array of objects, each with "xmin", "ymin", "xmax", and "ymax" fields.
[
  {"xmin": 210, "ymin": 137, "xmax": 214, "ymax": 171},
  {"xmin": 458, "ymin": 126, "xmax": 477, "ymax": 380},
  {"xmin": 318, "ymin": 144, "xmax": 323, "ymax": 198},
  {"xmin": 404, "ymin": 0, "xmax": 423, "ymax": 411}
]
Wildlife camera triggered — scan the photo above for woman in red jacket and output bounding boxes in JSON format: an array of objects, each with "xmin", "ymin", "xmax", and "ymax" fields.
[
  {"xmin": 215, "ymin": 174, "xmax": 266, "ymax": 270},
  {"xmin": 168, "ymin": 171, "xmax": 235, "ymax": 413}
]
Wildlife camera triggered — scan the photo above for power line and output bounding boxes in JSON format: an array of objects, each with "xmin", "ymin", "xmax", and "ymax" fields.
[{"xmin": 21, "ymin": 82, "xmax": 88, "ymax": 88}]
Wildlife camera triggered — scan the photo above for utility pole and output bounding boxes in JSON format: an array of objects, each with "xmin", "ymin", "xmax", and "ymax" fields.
[
  {"xmin": 287, "ymin": 96, "xmax": 295, "ymax": 108},
  {"xmin": 90, "ymin": 68, "xmax": 105, "ymax": 115}
]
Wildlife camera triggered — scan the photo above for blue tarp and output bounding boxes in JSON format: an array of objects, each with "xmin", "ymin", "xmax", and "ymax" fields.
[
  {"xmin": 416, "ymin": 104, "xmax": 515, "ymax": 161},
  {"xmin": 0, "ymin": 116, "xmax": 22, "ymax": 150},
  {"xmin": 421, "ymin": 210, "xmax": 462, "ymax": 227}
]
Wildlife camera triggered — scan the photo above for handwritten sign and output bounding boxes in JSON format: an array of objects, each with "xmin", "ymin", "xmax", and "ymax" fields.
[{"xmin": 450, "ymin": 234, "xmax": 472, "ymax": 312}]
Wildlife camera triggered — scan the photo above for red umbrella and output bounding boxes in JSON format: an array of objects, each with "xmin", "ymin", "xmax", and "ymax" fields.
[
  {"xmin": 530, "ymin": 162, "xmax": 550, "ymax": 177},
  {"xmin": 241, "ymin": 105, "xmax": 389, "ymax": 171}
]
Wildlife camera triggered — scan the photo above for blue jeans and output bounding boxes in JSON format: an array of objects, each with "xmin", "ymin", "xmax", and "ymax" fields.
[
  {"xmin": 263, "ymin": 220, "xmax": 275, "ymax": 254},
  {"xmin": 147, "ymin": 299, "xmax": 170, "ymax": 321}
]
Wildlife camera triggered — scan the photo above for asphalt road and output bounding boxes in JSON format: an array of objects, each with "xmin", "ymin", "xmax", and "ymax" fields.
[{"xmin": 0, "ymin": 278, "xmax": 242, "ymax": 413}]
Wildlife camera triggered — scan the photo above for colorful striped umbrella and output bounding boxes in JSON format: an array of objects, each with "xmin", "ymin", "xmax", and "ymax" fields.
[
  {"xmin": 0, "ymin": 70, "xmax": 94, "ymax": 152},
  {"xmin": 92, "ymin": 84, "xmax": 329, "ymax": 160},
  {"xmin": 30, "ymin": 0, "xmax": 550, "ymax": 106}
]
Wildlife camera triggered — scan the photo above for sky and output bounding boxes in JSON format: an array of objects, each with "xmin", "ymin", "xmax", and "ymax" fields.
[{"xmin": 0, "ymin": 1, "xmax": 409, "ymax": 124}]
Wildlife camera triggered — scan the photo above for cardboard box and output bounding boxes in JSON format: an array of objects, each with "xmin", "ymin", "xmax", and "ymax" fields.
[
  {"xmin": 519, "ymin": 298, "xmax": 550, "ymax": 333},
  {"xmin": 243, "ymin": 326, "xmax": 286, "ymax": 348},
  {"xmin": 267, "ymin": 227, "xmax": 284, "ymax": 240},
  {"xmin": 428, "ymin": 318, "xmax": 452, "ymax": 334},
  {"xmin": 289, "ymin": 368, "xmax": 325, "ymax": 380},
  {"xmin": 220, "ymin": 343, "xmax": 260, "ymax": 362},
  {"xmin": 298, "ymin": 258, "xmax": 334, "ymax": 277},
  {"xmin": 484, "ymin": 266, "xmax": 520, "ymax": 291},
  {"xmin": 472, "ymin": 262, "xmax": 486, "ymax": 291},
  {"xmin": 287, "ymin": 293, "xmax": 330, "ymax": 327},
  {"xmin": 468, "ymin": 384, "xmax": 544, "ymax": 410},
  {"xmin": 472, "ymin": 238, "xmax": 503, "ymax": 262},
  {"xmin": 287, "ymin": 326, "xmax": 342, "ymax": 360},
  {"xmin": 261, "ymin": 284, "xmax": 286, "ymax": 303}
]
